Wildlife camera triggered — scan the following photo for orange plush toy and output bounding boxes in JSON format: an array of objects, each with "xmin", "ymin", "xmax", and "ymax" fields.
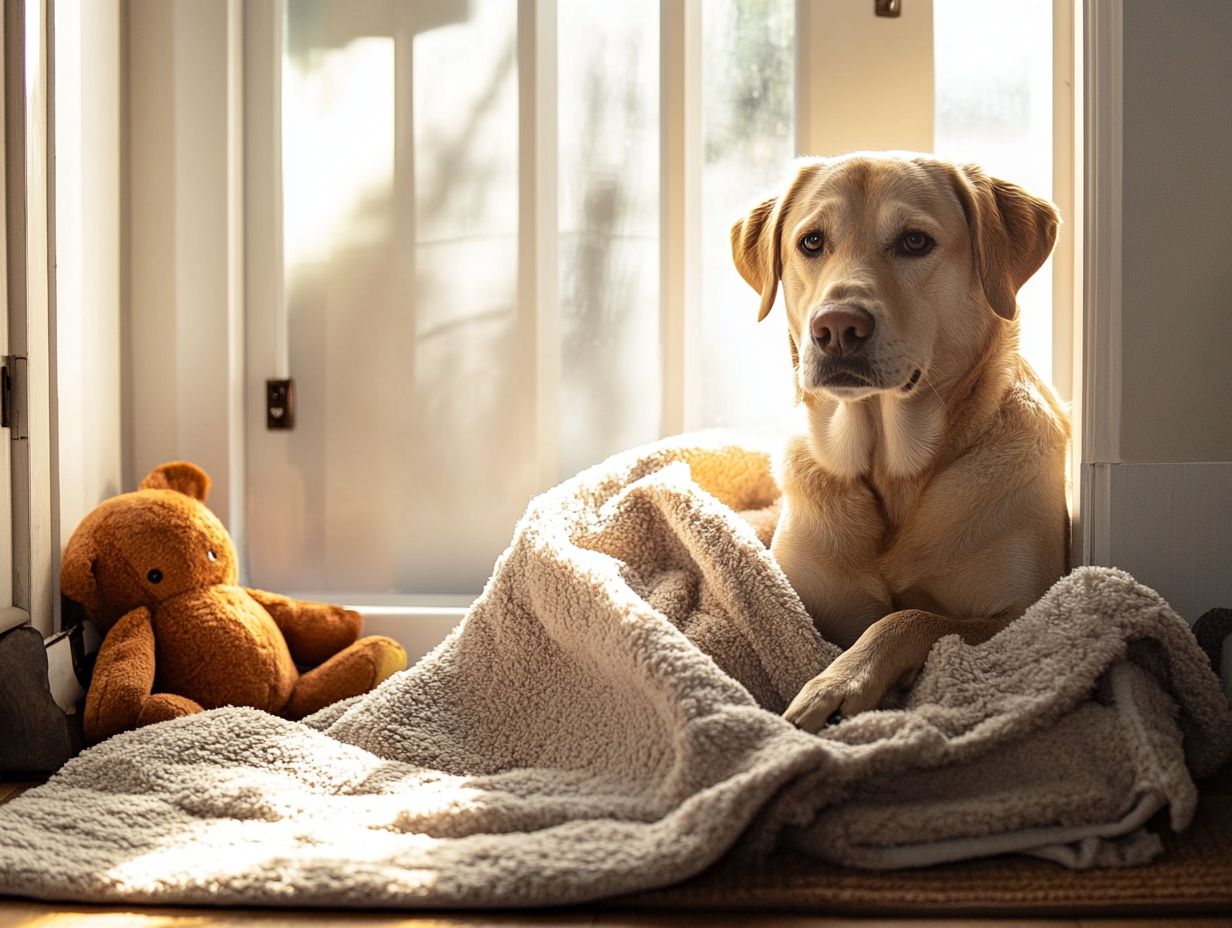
[{"xmin": 61, "ymin": 461, "xmax": 408, "ymax": 745}]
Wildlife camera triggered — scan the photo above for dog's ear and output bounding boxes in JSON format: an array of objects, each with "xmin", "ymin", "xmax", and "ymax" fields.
[
  {"xmin": 952, "ymin": 164, "xmax": 1060, "ymax": 320},
  {"xmin": 730, "ymin": 161, "xmax": 821, "ymax": 323},
  {"xmin": 787, "ymin": 330, "xmax": 803, "ymax": 404},
  {"xmin": 731, "ymin": 195, "xmax": 782, "ymax": 322}
]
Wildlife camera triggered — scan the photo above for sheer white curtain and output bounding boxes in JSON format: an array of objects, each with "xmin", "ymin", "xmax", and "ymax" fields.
[{"xmin": 249, "ymin": 0, "xmax": 531, "ymax": 596}]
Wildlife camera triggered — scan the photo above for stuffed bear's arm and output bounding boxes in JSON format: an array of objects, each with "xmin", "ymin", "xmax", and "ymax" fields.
[
  {"xmin": 83, "ymin": 607, "xmax": 203, "ymax": 744},
  {"xmin": 244, "ymin": 588, "xmax": 362, "ymax": 666}
]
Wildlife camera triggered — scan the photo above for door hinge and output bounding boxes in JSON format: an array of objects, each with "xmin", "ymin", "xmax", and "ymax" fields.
[{"xmin": 1, "ymin": 356, "xmax": 29, "ymax": 439}]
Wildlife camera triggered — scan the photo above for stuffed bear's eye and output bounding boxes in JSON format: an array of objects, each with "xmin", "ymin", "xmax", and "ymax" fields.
[
  {"xmin": 147, "ymin": 568, "xmax": 163, "ymax": 584},
  {"xmin": 207, "ymin": 550, "xmax": 217, "ymax": 562}
]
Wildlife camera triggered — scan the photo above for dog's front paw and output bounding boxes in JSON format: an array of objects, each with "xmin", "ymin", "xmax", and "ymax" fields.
[{"xmin": 783, "ymin": 664, "xmax": 888, "ymax": 733}]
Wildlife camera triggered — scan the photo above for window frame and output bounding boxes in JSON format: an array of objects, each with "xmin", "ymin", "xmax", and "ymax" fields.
[{"xmin": 192, "ymin": 0, "xmax": 1082, "ymax": 615}]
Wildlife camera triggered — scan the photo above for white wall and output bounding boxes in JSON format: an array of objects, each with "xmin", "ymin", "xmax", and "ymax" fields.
[
  {"xmin": 1086, "ymin": 0, "xmax": 1232, "ymax": 654},
  {"xmin": 124, "ymin": 0, "xmax": 244, "ymax": 533},
  {"xmin": 1119, "ymin": 0, "xmax": 1232, "ymax": 464},
  {"xmin": 796, "ymin": 0, "xmax": 933, "ymax": 156},
  {"xmin": 53, "ymin": 0, "xmax": 124, "ymax": 582}
]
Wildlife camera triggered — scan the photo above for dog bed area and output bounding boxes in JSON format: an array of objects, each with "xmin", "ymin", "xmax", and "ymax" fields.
[{"xmin": 1, "ymin": 434, "xmax": 1229, "ymax": 912}]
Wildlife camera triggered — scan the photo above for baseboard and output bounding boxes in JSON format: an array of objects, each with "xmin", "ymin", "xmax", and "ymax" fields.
[{"xmin": 1082, "ymin": 460, "xmax": 1232, "ymax": 700}]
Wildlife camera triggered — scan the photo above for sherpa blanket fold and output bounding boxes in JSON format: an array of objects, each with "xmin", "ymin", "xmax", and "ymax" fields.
[{"xmin": 1, "ymin": 433, "xmax": 1230, "ymax": 908}]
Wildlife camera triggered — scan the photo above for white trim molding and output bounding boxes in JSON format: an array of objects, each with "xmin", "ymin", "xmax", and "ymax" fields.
[
  {"xmin": 5, "ymin": 0, "xmax": 55, "ymax": 636},
  {"xmin": 1080, "ymin": 0, "xmax": 1122, "ymax": 470},
  {"xmin": 518, "ymin": 0, "xmax": 560, "ymax": 490},
  {"xmin": 1084, "ymin": 462, "xmax": 1232, "ymax": 624},
  {"xmin": 296, "ymin": 593, "xmax": 474, "ymax": 667},
  {"xmin": 1076, "ymin": 0, "xmax": 1122, "ymax": 567}
]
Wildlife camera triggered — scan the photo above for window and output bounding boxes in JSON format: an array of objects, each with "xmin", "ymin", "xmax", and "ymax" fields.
[
  {"xmin": 699, "ymin": 0, "xmax": 796, "ymax": 436},
  {"xmin": 934, "ymin": 0, "xmax": 1056, "ymax": 383},
  {"xmin": 245, "ymin": 0, "xmax": 1069, "ymax": 600}
]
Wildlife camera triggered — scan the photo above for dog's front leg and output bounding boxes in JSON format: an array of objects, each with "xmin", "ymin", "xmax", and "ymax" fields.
[{"xmin": 784, "ymin": 609, "xmax": 1011, "ymax": 732}]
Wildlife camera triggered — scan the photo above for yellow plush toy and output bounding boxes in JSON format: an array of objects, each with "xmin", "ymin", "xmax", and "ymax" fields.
[{"xmin": 61, "ymin": 461, "xmax": 408, "ymax": 745}]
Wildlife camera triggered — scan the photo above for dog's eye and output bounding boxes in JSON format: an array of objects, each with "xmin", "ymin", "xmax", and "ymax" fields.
[
  {"xmin": 897, "ymin": 231, "xmax": 935, "ymax": 257},
  {"xmin": 799, "ymin": 231, "xmax": 824, "ymax": 255},
  {"xmin": 147, "ymin": 568, "xmax": 163, "ymax": 584}
]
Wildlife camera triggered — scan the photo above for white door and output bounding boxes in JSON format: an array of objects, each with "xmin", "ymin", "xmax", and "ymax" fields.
[
  {"xmin": 1, "ymin": 2, "xmax": 24, "ymax": 635},
  {"xmin": 0, "ymin": 341, "xmax": 19, "ymax": 637},
  {"xmin": 243, "ymin": 0, "xmax": 1071, "ymax": 605}
]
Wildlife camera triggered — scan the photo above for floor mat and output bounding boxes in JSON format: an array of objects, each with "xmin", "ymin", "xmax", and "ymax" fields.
[{"xmin": 617, "ymin": 790, "xmax": 1232, "ymax": 917}]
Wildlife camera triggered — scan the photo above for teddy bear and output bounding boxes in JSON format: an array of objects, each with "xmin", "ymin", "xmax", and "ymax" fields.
[{"xmin": 61, "ymin": 461, "xmax": 408, "ymax": 745}]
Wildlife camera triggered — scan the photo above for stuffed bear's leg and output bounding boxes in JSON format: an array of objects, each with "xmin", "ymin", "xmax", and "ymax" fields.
[
  {"xmin": 282, "ymin": 635, "xmax": 407, "ymax": 720},
  {"xmin": 136, "ymin": 693, "xmax": 203, "ymax": 726}
]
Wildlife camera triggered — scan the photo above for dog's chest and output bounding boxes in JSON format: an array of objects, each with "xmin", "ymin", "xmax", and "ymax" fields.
[{"xmin": 862, "ymin": 471, "xmax": 927, "ymax": 551}]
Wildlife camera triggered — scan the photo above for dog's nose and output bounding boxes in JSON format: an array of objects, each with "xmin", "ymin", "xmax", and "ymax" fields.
[{"xmin": 810, "ymin": 304, "xmax": 875, "ymax": 357}]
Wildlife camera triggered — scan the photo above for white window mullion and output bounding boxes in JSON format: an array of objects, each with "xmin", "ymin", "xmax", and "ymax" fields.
[
  {"xmin": 519, "ymin": 0, "xmax": 559, "ymax": 490},
  {"xmin": 241, "ymin": 1, "xmax": 285, "ymax": 381},
  {"xmin": 659, "ymin": 0, "xmax": 701, "ymax": 438},
  {"xmin": 1051, "ymin": 0, "xmax": 1077, "ymax": 402},
  {"xmin": 1052, "ymin": 0, "xmax": 1081, "ymax": 567},
  {"xmin": 240, "ymin": 1, "xmax": 284, "ymax": 579}
]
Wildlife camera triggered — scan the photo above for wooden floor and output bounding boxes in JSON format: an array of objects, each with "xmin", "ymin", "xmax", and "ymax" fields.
[
  {"xmin": 1, "ymin": 782, "xmax": 1229, "ymax": 928},
  {"xmin": 2, "ymin": 903, "xmax": 1230, "ymax": 928},
  {"xmin": 2, "ymin": 893, "xmax": 1230, "ymax": 928}
]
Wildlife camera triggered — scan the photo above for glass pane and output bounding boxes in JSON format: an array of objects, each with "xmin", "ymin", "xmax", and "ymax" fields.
[
  {"xmin": 934, "ymin": 0, "xmax": 1054, "ymax": 383},
  {"xmin": 697, "ymin": 0, "xmax": 797, "ymax": 435},
  {"xmin": 249, "ymin": 0, "xmax": 531, "ymax": 596},
  {"xmin": 557, "ymin": 1, "xmax": 661, "ymax": 481}
]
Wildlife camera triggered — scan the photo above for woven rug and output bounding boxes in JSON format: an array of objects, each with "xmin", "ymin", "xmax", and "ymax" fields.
[{"xmin": 618, "ymin": 786, "xmax": 1232, "ymax": 916}]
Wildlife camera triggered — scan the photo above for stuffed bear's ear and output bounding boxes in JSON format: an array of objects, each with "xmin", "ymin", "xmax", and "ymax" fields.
[
  {"xmin": 60, "ymin": 536, "xmax": 101, "ymax": 618},
  {"xmin": 139, "ymin": 461, "xmax": 211, "ymax": 501}
]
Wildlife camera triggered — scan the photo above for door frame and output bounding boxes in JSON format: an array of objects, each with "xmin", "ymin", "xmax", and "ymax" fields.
[{"xmin": 4, "ymin": 0, "xmax": 54, "ymax": 637}]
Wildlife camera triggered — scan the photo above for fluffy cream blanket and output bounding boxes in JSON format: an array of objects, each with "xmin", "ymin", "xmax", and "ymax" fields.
[{"xmin": 1, "ymin": 434, "xmax": 1230, "ymax": 907}]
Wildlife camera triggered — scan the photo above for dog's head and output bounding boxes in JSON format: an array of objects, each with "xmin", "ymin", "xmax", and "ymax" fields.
[{"xmin": 731, "ymin": 153, "xmax": 1059, "ymax": 403}]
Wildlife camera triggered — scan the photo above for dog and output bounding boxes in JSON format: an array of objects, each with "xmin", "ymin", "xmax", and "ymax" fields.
[{"xmin": 730, "ymin": 152, "xmax": 1070, "ymax": 733}]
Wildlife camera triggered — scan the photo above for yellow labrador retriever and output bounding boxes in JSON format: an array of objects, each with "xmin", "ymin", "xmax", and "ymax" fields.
[{"xmin": 731, "ymin": 152, "xmax": 1069, "ymax": 733}]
